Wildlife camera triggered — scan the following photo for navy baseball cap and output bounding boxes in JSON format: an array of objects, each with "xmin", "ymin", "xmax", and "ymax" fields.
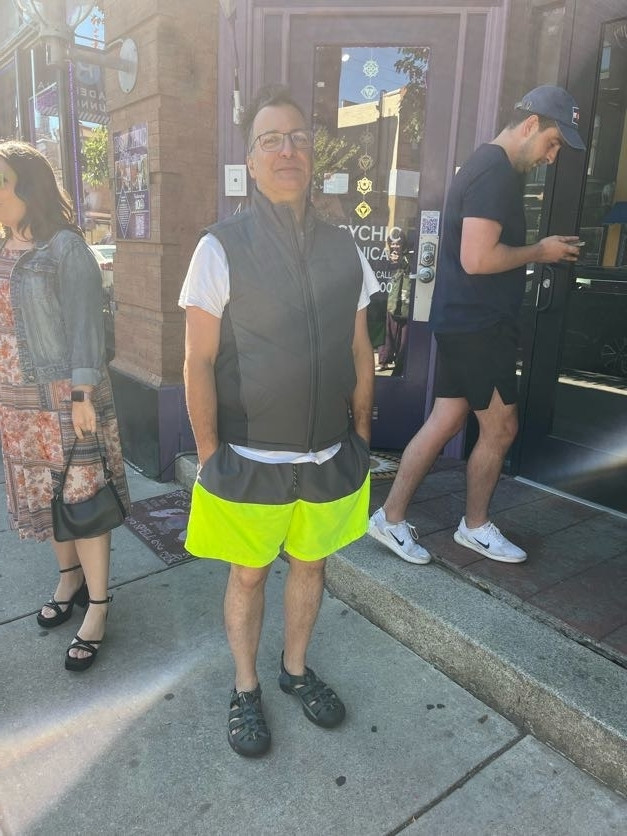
[{"xmin": 515, "ymin": 85, "xmax": 586, "ymax": 150}]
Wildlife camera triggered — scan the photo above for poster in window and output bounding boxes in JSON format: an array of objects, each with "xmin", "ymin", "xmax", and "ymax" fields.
[{"xmin": 114, "ymin": 124, "xmax": 150, "ymax": 240}]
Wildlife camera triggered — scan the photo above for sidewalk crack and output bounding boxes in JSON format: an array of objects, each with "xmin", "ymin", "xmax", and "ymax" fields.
[{"xmin": 384, "ymin": 732, "xmax": 526, "ymax": 835}]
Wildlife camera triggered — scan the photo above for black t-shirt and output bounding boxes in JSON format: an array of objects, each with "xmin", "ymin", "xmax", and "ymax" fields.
[{"xmin": 428, "ymin": 143, "xmax": 526, "ymax": 333}]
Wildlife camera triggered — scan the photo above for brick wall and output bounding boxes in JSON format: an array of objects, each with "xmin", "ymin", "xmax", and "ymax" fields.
[{"xmin": 103, "ymin": 0, "xmax": 219, "ymax": 386}]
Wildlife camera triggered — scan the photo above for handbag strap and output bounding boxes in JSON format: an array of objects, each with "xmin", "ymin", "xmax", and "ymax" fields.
[{"xmin": 54, "ymin": 433, "xmax": 112, "ymax": 497}]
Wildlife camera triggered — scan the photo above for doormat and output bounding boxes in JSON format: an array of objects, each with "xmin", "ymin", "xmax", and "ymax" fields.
[
  {"xmin": 369, "ymin": 450, "xmax": 401, "ymax": 480},
  {"xmin": 124, "ymin": 489, "xmax": 193, "ymax": 566}
]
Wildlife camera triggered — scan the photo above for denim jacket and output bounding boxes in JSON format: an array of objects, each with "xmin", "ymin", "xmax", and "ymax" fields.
[{"xmin": 2, "ymin": 229, "xmax": 105, "ymax": 386}]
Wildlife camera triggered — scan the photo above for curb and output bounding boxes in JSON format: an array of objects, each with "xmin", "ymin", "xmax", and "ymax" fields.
[
  {"xmin": 175, "ymin": 455, "xmax": 627, "ymax": 795},
  {"xmin": 326, "ymin": 538, "xmax": 627, "ymax": 796}
]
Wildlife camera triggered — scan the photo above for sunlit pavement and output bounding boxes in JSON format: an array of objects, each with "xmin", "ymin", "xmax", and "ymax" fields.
[{"xmin": 1, "ymin": 460, "xmax": 626, "ymax": 834}]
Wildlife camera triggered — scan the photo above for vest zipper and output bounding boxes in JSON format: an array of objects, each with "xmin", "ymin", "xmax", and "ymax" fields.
[{"xmin": 289, "ymin": 215, "xmax": 320, "ymax": 450}]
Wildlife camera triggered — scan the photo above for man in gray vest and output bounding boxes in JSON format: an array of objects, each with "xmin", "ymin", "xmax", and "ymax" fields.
[{"xmin": 179, "ymin": 85, "xmax": 377, "ymax": 757}]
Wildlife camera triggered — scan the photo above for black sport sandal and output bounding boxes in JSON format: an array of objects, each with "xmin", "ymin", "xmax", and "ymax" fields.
[
  {"xmin": 37, "ymin": 564, "xmax": 88, "ymax": 628},
  {"xmin": 279, "ymin": 652, "xmax": 346, "ymax": 729},
  {"xmin": 227, "ymin": 684, "xmax": 271, "ymax": 757}
]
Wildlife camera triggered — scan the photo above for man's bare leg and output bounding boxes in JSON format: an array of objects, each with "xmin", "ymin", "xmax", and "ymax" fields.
[
  {"xmin": 384, "ymin": 397, "xmax": 469, "ymax": 523},
  {"xmin": 225, "ymin": 563, "xmax": 271, "ymax": 692},
  {"xmin": 280, "ymin": 554, "xmax": 345, "ymax": 729},
  {"xmin": 465, "ymin": 390, "xmax": 518, "ymax": 528},
  {"xmin": 282, "ymin": 556, "xmax": 325, "ymax": 675}
]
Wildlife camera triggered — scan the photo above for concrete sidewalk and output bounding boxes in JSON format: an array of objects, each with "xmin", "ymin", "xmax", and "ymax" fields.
[{"xmin": 1, "ymin": 462, "xmax": 626, "ymax": 835}]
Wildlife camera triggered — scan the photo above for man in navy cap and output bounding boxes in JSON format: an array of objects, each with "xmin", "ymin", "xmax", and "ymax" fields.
[{"xmin": 370, "ymin": 85, "xmax": 585, "ymax": 565}]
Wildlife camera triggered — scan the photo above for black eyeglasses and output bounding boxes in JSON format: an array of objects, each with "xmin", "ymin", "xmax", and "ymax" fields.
[{"xmin": 249, "ymin": 129, "xmax": 314, "ymax": 153}]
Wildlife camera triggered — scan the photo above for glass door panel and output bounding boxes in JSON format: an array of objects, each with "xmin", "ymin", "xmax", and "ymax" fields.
[
  {"xmin": 517, "ymin": 3, "xmax": 566, "ymax": 388},
  {"xmin": 517, "ymin": 15, "xmax": 627, "ymax": 511},
  {"xmin": 288, "ymin": 10, "xmax": 483, "ymax": 448},
  {"xmin": 312, "ymin": 45, "xmax": 429, "ymax": 378}
]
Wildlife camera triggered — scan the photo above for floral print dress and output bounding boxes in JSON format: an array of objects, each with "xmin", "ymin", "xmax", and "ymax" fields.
[{"xmin": 0, "ymin": 247, "xmax": 130, "ymax": 541}]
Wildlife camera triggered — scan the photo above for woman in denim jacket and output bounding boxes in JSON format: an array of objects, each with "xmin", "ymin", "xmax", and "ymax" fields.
[{"xmin": 0, "ymin": 141, "xmax": 130, "ymax": 672}]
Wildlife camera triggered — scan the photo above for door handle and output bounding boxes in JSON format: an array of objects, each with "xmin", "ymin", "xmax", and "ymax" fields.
[{"xmin": 535, "ymin": 266, "xmax": 556, "ymax": 312}]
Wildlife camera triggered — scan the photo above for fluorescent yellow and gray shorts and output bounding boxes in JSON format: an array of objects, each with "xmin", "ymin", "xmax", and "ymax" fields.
[{"xmin": 185, "ymin": 430, "xmax": 371, "ymax": 568}]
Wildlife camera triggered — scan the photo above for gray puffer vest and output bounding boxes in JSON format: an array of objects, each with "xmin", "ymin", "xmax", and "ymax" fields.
[{"xmin": 209, "ymin": 189, "xmax": 362, "ymax": 452}]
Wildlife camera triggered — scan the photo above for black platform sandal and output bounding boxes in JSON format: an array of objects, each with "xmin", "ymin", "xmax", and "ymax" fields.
[
  {"xmin": 37, "ymin": 564, "xmax": 88, "ymax": 628},
  {"xmin": 64, "ymin": 596, "xmax": 112, "ymax": 672},
  {"xmin": 227, "ymin": 684, "xmax": 271, "ymax": 757},
  {"xmin": 279, "ymin": 652, "xmax": 346, "ymax": 728}
]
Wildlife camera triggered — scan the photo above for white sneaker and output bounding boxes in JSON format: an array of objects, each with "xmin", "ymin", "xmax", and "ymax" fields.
[
  {"xmin": 368, "ymin": 507, "xmax": 431, "ymax": 564},
  {"xmin": 454, "ymin": 517, "xmax": 527, "ymax": 563}
]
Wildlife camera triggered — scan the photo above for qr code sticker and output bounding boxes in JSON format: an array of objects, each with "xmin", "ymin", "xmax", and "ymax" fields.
[{"xmin": 420, "ymin": 211, "xmax": 440, "ymax": 236}]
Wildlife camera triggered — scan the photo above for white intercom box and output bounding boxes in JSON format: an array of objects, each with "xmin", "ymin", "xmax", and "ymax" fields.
[{"xmin": 224, "ymin": 164, "xmax": 247, "ymax": 197}]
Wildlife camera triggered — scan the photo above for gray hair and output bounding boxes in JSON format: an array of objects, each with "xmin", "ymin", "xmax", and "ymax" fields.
[{"xmin": 241, "ymin": 84, "xmax": 307, "ymax": 151}]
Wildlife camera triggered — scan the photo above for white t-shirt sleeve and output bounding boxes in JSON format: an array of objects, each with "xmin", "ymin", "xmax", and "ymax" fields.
[
  {"xmin": 357, "ymin": 245, "xmax": 380, "ymax": 310},
  {"xmin": 178, "ymin": 233, "xmax": 230, "ymax": 317},
  {"xmin": 179, "ymin": 236, "xmax": 377, "ymax": 315}
]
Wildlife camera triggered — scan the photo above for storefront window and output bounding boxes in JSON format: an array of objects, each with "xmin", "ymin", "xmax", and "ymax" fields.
[
  {"xmin": 25, "ymin": 7, "xmax": 111, "ymax": 242},
  {"xmin": 517, "ymin": 3, "xmax": 566, "ymax": 393},
  {"xmin": 522, "ymin": 4, "xmax": 565, "ymax": 244},
  {"xmin": 0, "ymin": 60, "xmax": 19, "ymax": 138},
  {"xmin": 313, "ymin": 45, "xmax": 429, "ymax": 377},
  {"xmin": 539, "ymin": 16, "xmax": 627, "ymax": 477},
  {"xmin": 27, "ymin": 43, "xmax": 63, "ymax": 179},
  {"xmin": 560, "ymin": 18, "xmax": 627, "ymax": 383}
]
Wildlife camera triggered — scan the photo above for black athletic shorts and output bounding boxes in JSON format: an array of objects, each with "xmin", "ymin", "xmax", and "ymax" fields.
[{"xmin": 434, "ymin": 320, "xmax": 519, "ymax": 411}]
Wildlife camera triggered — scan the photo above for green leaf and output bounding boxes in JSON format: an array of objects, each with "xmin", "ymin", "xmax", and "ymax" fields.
[{"xmin": 82, "ymin": 125, "xmax": 109, "ymax": 187}]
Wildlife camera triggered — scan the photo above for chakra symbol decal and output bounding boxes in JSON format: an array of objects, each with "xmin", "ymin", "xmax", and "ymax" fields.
[
  {"xmin": 359, "ymin": 129, "xmax": 374, "ymax": 147},
  {"xmin": 358, "ymin": 153, "xmax": 374, "ymax": 172},
  {"xmin": 362, "ymin": 58, "xmax": 379, "ymax": 79},
  {"xmin": 361, "ymin": 84, "xmax": 378, "ymax": 100},
  {"xmin": 356, "ymin": 177, "xmax": 373, "ymax": 196},
  {"xmin": 355, "ymin": 201, "xmax": 372, "ymax": 219}
]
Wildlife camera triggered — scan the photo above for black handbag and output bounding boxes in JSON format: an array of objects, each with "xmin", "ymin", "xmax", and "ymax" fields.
[{"xmin": 51, "ymin": 434, "xmax": 127, "ymax": 542}]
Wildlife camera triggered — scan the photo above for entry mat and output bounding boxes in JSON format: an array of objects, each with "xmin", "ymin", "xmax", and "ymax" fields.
[
  {"xmin": 369, "ymin": 450, "xmax": 401, "ymax": 480},
  {"xmin": 124, "ymin": 489, "xmax": 193, "ymax": 566},
  {"xmin": 124, "ymin": 451, "xmax": 401, "ymax": 565}
]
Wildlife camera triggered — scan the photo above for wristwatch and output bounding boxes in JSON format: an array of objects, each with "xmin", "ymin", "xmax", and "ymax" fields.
[{"xmin": 71, "ymin": 390, "xmax": 91, "ymax": 402}]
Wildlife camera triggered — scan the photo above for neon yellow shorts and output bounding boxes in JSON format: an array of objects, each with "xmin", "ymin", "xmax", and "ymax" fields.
[{"xmin": 185, "ymin": 431, "xmax": 371, "ymax": 568}]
